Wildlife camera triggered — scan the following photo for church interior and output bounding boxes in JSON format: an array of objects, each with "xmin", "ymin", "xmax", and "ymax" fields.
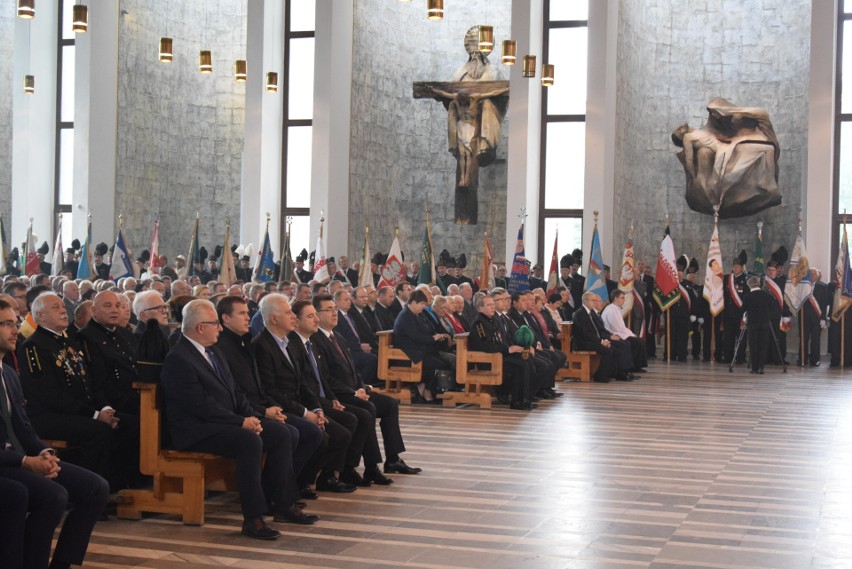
[{"xmin": 3, "ymin": 0, "xmax": 852, "ymax": 567}]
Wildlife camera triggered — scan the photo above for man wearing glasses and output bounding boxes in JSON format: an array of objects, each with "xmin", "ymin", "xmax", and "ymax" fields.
[{"xmin": 132, "ymin": 290, "xmax": 171, "ymax": 340}]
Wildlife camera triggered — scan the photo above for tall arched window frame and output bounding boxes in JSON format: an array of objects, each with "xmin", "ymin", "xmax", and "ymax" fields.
[
  {"xmin": 54, "ymin": 0, "xmax": 75, "ymax": 245},
  {"xmin": 538, "ymin": 1, "xmax": 588, "ymax": 267}
]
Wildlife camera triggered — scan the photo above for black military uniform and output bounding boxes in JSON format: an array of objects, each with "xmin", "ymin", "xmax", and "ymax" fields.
[
  {"xmin": 65, "ymin": 245, "xmax": 79, "ymax": 279},
  {"xmin": 94, "ymin": 242, "xmax": 111, "ymax": 281},
  {"xmin": 78, "ymin": 318, "xmax": 140, "ymax": 414},
  {"xmin": 469, "ymin": 312, "xmax": 533, "ymax": 409},
  {"xmin": 741, "ymin": 284, "xmax": 780, "ymax": 373},
  {"xmin": 801, "ymin": 278, "xmax": 833, "ymax": 366},
  {"xmin": 722, "ymin": 252, "xmax": 749, "ymax": 363},
  {"xmin": 666, "ymin": 264, "xmax": 692, "ymax": 362},
  {"xmin": 37, "ymin": 242, "xmax": 52, "ymax": 275},
  {"xmin": 18, "ymin": 326, "xmax": 140, "ymax": 488},
  {"xmin": 766, "ymin": 248, "xmax": 790, "ymax": 364}
]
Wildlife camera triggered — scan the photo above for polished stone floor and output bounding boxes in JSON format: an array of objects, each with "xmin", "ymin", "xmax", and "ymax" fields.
[{"xmin": 80, "ymin": 360, "xmax": 852, "ymax": 568}]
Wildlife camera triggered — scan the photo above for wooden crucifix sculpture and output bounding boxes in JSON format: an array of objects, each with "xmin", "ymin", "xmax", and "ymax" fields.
[{"xmin": 413, "ymin": 26, "xmax": 509, "ymax": 225}]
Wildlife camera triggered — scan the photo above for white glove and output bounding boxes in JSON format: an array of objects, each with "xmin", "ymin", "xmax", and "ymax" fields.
[
  {"xmin": 782, "ymin": 317, "xmax": 792, "ymax": 325},
  {"xmin": 821, "ymin": 319, "xmax": 828, "ymax": 330},
  {"xmin": 690, "ymin": 315, "xmax": 697, "ymax": 323},
  {"xmin": 698, "ymin": 318, "xmax": 705, "ymax": 324}
]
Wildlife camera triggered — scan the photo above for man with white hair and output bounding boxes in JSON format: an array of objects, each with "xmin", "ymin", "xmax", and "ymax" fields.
[
  {"xmin": 62, "ymin": 280, "xmax": 81, "ymax": 323},
  {"xmin": 170, "ymin": 279, "xmax": 192, "ymax": 299},
  {"xmin": 18, "ymin": 292, "xmax": 141, "ymax": 489},
  {"xmin": 161, "ymin": 299, "xmax": 312, "ymax": 540},
  {"xmin": 132, "ymin": 289, "xmax": 171, "ymax": 340}
]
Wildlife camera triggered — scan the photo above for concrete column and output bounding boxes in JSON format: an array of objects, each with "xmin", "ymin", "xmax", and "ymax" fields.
[
  {"xmin": 311, "ymin": 0, "xmax": 354, "ymax": 257},
  {"xmin": 585, "ymin": 0, "xmax": 618, "ymax": 265},
  {"xmin": 505, "ymin": 0, "xmax": 543, "ymax": 264},
  {"xmin": 12, "ymin": 4, "xmax": 58, "ymax": 249},
  {"xmin": 805, "ymin": 0, "xmax": 837, "ymax": 274},
  {"xmin": 73, "ymin": 0, "xmax": 119, "ymax": 244},
  {"xmin": 242, "ymin": 0, "xmax": 284, "ymax": 251}
]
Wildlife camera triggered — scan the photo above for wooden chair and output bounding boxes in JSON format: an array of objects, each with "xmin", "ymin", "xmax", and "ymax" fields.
[
  {"xmin": 117, "ymin": 382, "xmax": 237, "ymax": 526},
  {"xmin": 556, "ymin": 322, "xmax": 601, "ymax": 382},
  {"xmin": 373, "ymin": 331, "xmax": 422, "ymax": 405},
  {"xmin": 439, "ymin": 333, "xmax": 503, "ymax": 409}
]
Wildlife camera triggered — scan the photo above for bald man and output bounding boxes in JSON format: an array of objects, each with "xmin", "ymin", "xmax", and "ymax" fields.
[{"xmin": 78, "ymin": 291, "xmax": 141, "ymax": 415}]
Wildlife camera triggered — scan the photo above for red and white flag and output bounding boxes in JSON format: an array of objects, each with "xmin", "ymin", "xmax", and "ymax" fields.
[
  {"xmin": 378, "ymin": 233, "xmax": 407, "ymax": 289},
  {"xmin": 546, "ymin": 230, "xmax": 558, "ymax": 295},
  {"xmin": 618, "ymin": 227, "xmax": 635, "ymax": 316},
  {"xmin": 313, "ymin": 219, "xmax": 330, "ymax": 284},
  {"xmin": 150, "ymin": 219, "xmax": 160, "ymax": 261},
  {"xmin": 703, "ymin": 223, "xmax": 724, "ymax": 316}
]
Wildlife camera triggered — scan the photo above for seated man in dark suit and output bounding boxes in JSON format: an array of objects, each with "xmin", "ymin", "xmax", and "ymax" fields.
[
  {"xmin": 161, "ymin": 300, "xmax": 314, "ymax": 540},
  {"xmin": 287, "ymin": 300, "xmax": 378, "ymax": 489},
  {"xmin": 252, "ymin": 294, "xmax": 355, "ymax": 495},
  {"xmin": 350, "ymin": 287, "xmax": 380, "ymax": 347},
  {"xmin": 572, "ymin": 291, "xmax": 634, "ymax": 382},
  {"xmin": 508, "ymin": 291, "xmax": 566, "ymax": 397},
  {"xmin": 332, "ymin": 290, "xmax": 379, "ymax": 385},
  {"xmin": 312, "ymin": 295, "xmax": 420, "ymax": 481},
  {"xmin": 373, "ymin": 286, "xmax": 397, "ymax": 331},
  {"xmin": 78, "ymin": 290, "xmax": 140, "ymax": 415},
  {"xmin": 0, "ymin": 298, "xmax": 110, "ymax": 569},
  {"xmin": 214, "ymin": 296, "xmax": 325, "ymax": 512},
  {"xmin": 389, "ymin": 282, "xmax": 412, "ymax": 320}
]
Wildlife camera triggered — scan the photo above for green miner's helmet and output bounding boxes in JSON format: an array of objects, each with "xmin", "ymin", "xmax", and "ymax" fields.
[{"xmin": 514, "ymin": 325, "xmax": 536, "ymax": 348}]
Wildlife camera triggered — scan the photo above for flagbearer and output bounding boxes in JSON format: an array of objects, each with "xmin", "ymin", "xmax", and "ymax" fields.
[
  {"xmin": 764, "ymin": 254, "xmax": 789, "ymax": 365},
  {"xmin": 800, "ymin": 268, "xmax": 832, "ymax": 367},
  {"xmin": 666, "ymin": 258, "xmax": 691, "ymax": 362},
  {"xmin": 685, "ymin": 259, "xmax": 704, "ymax": 360},
  {"xmin": 741, "ymin": 276, "xmax": 780, "ymax": 374},
  {"xmin": 722, "ymin": 252, "xmax": 749, "ymax": 364}
]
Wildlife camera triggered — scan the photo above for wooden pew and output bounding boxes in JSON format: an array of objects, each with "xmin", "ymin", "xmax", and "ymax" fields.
[
  {"xmin": 373, "ymin": 331, "xmax": 421, "ymax": 405},
  {"xmin": 556, "ymin": 322, "xmax": 600, "ymax": 382},
  {"xmin": 439, "ymin": 333, "xmax": 502, "ymax": 409},
  {"xmin": 117, "ymin": 382, "xmax": 236, "ymax": 526}
]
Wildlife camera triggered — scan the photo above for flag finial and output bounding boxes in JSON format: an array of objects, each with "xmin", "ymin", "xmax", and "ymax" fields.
[
  {"xmin": 365, "ymin": 224, "xmax": 369, "ymax": 236},
  {"xmin": 593, "ymin": 210, "xmax": 599, "ymax": 225},
  {"xmin": 713, "ymin": 205, "xmax": 719, "ymax": 224},
  {"xmin": 320, "ymin": 210, "xmax": 325, "ymax": 224},
  {"xmin": 518, "ymin": 207, "xmax": 527, "ymax": 220},
  {"xmin": 118, "ymin": 213, "xmax": 124, "ymax": 228},
  {"xmin": 87, "ymin": 211, "xmax": 92, "ymax": 223},
  {"xmin": 757, "ymin": 221, "xmax": 763, "ymax": 238},
  {"xmin": 195, "ymin": 206, "xmax": 200, "ymax": 219}
]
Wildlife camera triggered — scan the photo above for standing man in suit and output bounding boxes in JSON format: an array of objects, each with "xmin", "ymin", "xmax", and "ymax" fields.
[
  {"xmin": 312, "ymin": 295, "xmax": 420, "ymax": 481},
  {"xmin": 0, "ymin": 298, "xmax": 110, "ymax": 569},
  {"xmin": 723, "ymin": 253, "xmax": 749, "ymax": 364},
  {"xmin": 252, "ymin": 294, "xmax": 355, "ymax": 496},
  {"xmin": 741, "ymin": 276, "xmax": 780, "ymax": 374},
  {"xmin": 161, "ymin": 300, "xmax": 316, "ymax": 540}
]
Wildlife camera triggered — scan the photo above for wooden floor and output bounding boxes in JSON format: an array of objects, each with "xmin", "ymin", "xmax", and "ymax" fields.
[{"xmin": 79, "ymin": 360, "xmax": 852, "ymax": 568}]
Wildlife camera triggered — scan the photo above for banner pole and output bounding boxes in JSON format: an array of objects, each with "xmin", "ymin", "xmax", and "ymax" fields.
[
  {"xmin": 800, "ymin": 307, "xmax": 805, "ymax": 367},
  {"xmin": 667, "ymin": 310, "xmax": 671, "ymax": 364},
  {"xmin": 711, "ymin": 315, "xmax": 715, "ymax": 366},
  {"xmin": 843, "ymin": 312, "xmax": 846, "ymax": 371}
]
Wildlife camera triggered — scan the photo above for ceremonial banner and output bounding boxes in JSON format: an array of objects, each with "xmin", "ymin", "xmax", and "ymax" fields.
[
  {"xmin": 181, "ymin": 216, "xmax": 199, "ymax": 279},
  {"xmin": 50, "ymin": 218, "xmax": 63, "ymax": 277},
  {"xmin": 77, "ymin": 221, "xmax": 93, "ymax": 280},
  {"xmin": 480, "ymin": 232, "xmax": 495, "ymax": 291},
  {"xmin": 277, "ymin": 223, "xmax": 294, "ymax": 285},
  {"xmin": 703, "ymin": 224, "xmax": 724, "ymax": 316},
  {"xmin": 584, "ymin": 223, "xmax": 608, "ymax": 304},
  {"xmin": 545, "ymin": 231, "xmax": 558, "ymax": 295},
  {"xmin": 753, "ymin": 222, "xmax": 765, "ymax": 274},
  {"xmin": 313, "ymin": 219, "xmax": 330, "ymax": 284},
  {"xmin": 378, "ymin": 233, "xmax": 406, "ymax": 289},
  {"xmin": 24, "ymin": 223, "xmax": 39, "ymax": 276},
  {"xmin": 833, "ymin": 222, "xmax": 852, "ymax": 321},
  {"xmin": 784, "ymin": 234, "xmax": 813, "ymax": 311},
  {"xmin": 618, "ymin": 227, "xmax": 635, "ymax": 316},
  {"xmin": 0, "ymin": 213, "xmax": 8, "ymax": 275},
  {"xmin": 507, "ymin": 224, "xmax": 530, "ymax": 294},
  {"xmin": 357, "ymin": 226, "xmax": 373, "ymax": 289},
  {"xmin": 418, "ymin": 212, "xmax": 437, "ymax": 287},
  {"xmin": 220, "ymin": 222, "xmax": 237, "ymax": 287},
  {"xmin": 253, "ymin": 225, "xmax": 276, "ymax": 282},
  {"xmin": 109, "ymin": 229, "xmax": 133, "ymax": 280},
  {"xmin": 150, "ymin": 219, "xmax": 160, "ymax": 262},
  {"xmin": 653, "ymin": 227, "xmax": 680, "ymax": 311}
]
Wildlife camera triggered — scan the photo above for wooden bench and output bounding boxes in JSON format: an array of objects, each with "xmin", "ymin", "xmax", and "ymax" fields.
[
  {"xmin": 373, "ymin": 331, "xmax": 422, "ymax": 405},
  {"xmin": 556, "ymin": 322, "xmax": 600, "ymax": 382},
  {"xmin": 117, "ymin": 382, "xmax": 236, "ymax": 526},
  {"xmin": 438, "ymin": 333, "xmax": 503, "ymax": 409}
]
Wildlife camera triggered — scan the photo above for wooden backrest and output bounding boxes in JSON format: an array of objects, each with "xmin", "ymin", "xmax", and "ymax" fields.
[
  {"xmin": 455, "ymin": 333, "xmax": 503, "ymax": 384},
  {"xmin": 133, "ymin": 382, "xmax": 162, "ymax": 475},
  {"xmin": 377, "ymin": 330, "xmax": 422, "ymax": 378}
]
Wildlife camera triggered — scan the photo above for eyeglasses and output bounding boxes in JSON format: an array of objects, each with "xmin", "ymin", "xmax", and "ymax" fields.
[
  {"xmin": 142, "ymin": 305, "xmax": 168, "ymax": 313},
  {"xmin": 200, "ymin": 321, "xmax": 221, "ymax": 327},
  {"xmin": 0, "ymin": 320, "xmax": 18, "ymax": 329},
  {"xmin": 315, "ymin": 308, "xmax": 336, "ymax": 313}
]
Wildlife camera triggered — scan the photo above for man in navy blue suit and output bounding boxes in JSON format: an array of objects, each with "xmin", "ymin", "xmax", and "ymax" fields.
[
  {"xmin": 0, "ymin": 298, "xmax": 109, "ymax": 569},
  {"xmin": 161, "ymin": 299, "xmax": 316, "ymax": 541},
  {"xmin": 332, "ymin": 290, "xmax": 378, "ymax": 385}
]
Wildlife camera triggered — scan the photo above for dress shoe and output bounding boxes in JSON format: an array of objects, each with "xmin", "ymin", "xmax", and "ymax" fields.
[
  {"xmin": 241, "ymin": 517, "xmax": 281, "ymax": 540},
  {"xmin": 384, "ymin": 459, "xmax": 422, "ymax": 475},
  {"xmin": 625, "ymin": 373, "xmax": 635, "ymax": 380},
  {"xmin": 300, "ymin": 487, "xmax": 319, "ymax": 500},
  {"xmin": 364, "ymin": 468, "xmax": 394, "ymax": 485},
  {"xmin": 295, "ymin": 501, "xmax": 307, "ymax": 509},
  {"xmin": 536, "ymin": 389, "xmax": 555, "ymax": 400},
  {"xmin": 341, "ymin": 469, "xmax": 373, "ymax": 487},
  {"xmin": 811, "ymin": 361, "xmax": 820, "ymax": 367},
  {"xmin": 546, "ymin": 387, "xmax": 564, "ymax": 398},
  {"xmin": 315, "ymin": 476, "xmax": 357, "ymax": 493},
  {"xmin": 274, "ymin": 505, "xmax": 319, "ymax": 525},
  {"xmin": 510, "ymin": 400, "xmax": 538, "ymax": 410},
  {"xmin": 633, "ymin": 368, "xmax": 647, "ymax": 373},
  {"xmin": 615, "ymin": 375, "xmax": 635, "ymax": 381},
  {"xmin": 593, "ymin": 377, "xmax": 611, "ymax": 383},
  {"xmin": 749, "ymin": 369, "xmax": 758, "ymax": 374},
  {"xmin": 758, "ymin": 367, "xmax": 765, "ymax": 375}
]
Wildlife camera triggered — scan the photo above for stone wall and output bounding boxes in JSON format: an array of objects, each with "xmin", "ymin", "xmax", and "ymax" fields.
[
  {"xmin": 349, "ymin": 0, "xmax": 511, "ymax": 269},
  {"xmin": 0, "ymin": 2, "xmax": 15, "ymax": 225},
  {"xmin": 116, "ymin": 0, "xmax": 246, "ymax": 257},
  {"xmin": 614, "ymin": 0, "xmax": 810, "ymax": 270}
]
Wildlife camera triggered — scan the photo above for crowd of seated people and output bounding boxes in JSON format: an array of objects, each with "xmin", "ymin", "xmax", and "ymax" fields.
[{"xmin": 0, "ymin": 246, "xmax": 653, "ymax": 562}]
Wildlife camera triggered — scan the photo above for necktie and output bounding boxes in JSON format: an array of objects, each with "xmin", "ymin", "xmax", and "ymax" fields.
[
  {"xmin": 330, "ymin": 333, "xmax": 357, "ymax": 377},
  {"xmin": 205, "ymin": 348, "xmax": 223, "ymax": 378},
  {"xmin": 343, "ymin": 312, "xmax": 360, "ymax": 340},
  {"xmin": 304, "ymin": 341, "xmax": 326, "ymax": 398},
  {"xmin": 0, "ymin": 370, "xmax": 25, "ymax": 453}
]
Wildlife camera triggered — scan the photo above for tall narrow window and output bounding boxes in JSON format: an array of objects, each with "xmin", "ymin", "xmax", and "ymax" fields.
[
  {"xmin": 538, "ymin": 1, "xmax": 588, "ymax": 266},
  {"xmin": 280, "ymin": 0, "xmax": 315, "ymax": 259},
  {"xmin": 55, "ymin": 0, "xmax": 75, "ymax": 245}
]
